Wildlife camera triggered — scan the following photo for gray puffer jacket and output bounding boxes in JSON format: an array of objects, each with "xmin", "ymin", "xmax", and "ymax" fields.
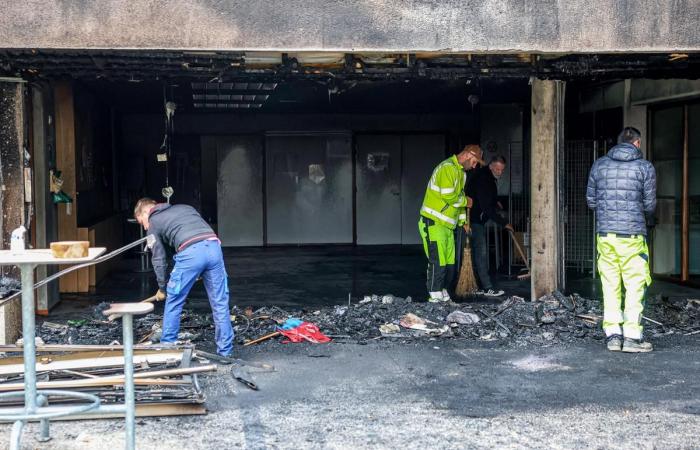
[{"xmin": 586, "ymin": 143, "xmax": 656, "ymax": 236}]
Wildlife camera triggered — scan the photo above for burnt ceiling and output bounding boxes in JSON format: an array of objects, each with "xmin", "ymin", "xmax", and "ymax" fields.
[{"xmin": 1, "ymin": 49, "xmax": 699, "ymax": 83}]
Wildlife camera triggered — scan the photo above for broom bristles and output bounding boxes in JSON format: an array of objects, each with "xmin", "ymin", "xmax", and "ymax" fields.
[{"xmin": 456, "ymin": 244, "xmax": 478, "ymax": 298}]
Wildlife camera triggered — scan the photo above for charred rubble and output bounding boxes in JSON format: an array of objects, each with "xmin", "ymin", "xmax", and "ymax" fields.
[{"xmin": 37, "ymin": 292, "xmax": 700, "ymax": 351}]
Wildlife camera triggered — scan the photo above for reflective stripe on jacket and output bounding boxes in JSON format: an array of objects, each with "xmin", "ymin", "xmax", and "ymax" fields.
[{"xmin": 420, "ymin": 155, "xmax": 468, "ymax": 229}]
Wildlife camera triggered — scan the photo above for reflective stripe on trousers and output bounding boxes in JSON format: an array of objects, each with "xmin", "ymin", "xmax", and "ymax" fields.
[{"xmin": 419, "ymin": 217, "xmax": 456, "ymax": 294}]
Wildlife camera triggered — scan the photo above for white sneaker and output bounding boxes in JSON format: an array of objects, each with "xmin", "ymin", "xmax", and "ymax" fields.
[
  {"xmin": 483, "ymin": 289, "xmax": 505, "ymax": 297},
  {"xmin": 441, "ymin": 289, "xmax": 453, "ymax": 302},
  {"xmin": 428, "ymin": 291, "xmax": 444, "ymax": 303}
]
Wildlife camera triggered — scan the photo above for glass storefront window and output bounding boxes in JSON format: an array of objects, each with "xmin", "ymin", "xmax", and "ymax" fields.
[
  {"xmin": 689, "ymin": 104, "xmax": 700, "ymax": 278},
  {"xmin": 651, "ymin": 106, "xmax": 683, "ymax": 276}
]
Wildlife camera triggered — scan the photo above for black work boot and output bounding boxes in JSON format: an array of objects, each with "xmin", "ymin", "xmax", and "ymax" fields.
[
  {"xmin": 622, "ymin": 338, "xmax": 653, "ymax": 353},
  {"xmin": 605, "ymin": 334, "xmax": 623, "ymax": 352}
]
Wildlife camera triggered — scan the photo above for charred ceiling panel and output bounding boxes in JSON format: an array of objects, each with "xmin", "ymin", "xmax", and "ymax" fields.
[{"xmin": 1, "ymin": 50, "xmax": 699, "ymax": 83}]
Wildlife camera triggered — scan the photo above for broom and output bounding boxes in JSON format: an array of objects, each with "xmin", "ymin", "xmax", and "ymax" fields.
[
  {"xmin": 456, "ymin": 224, "xmax": 479, "ymax": 298},
  {"xmin": 507, "ymin": 228, "xmax": 531, "ymax": 280}
]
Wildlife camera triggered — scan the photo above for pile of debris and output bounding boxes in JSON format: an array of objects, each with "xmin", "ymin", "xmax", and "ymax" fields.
[
  {"xmin": 233, "ymin": 292, "xmax": 700, "ymax": 348},
  {"xmin": 35, "ymin": 292, "xmax": 700, "ymax": 350},
  {"xmin": 38, "ymin": 302, "xmax": 202, "ymax": 347},
  {"xmin": 0, "ymin": 344, "xmax": 217, "ymax": 419},
  {"xmin": 0, "ymin": 277, "xmax": 19, "ymax": 300}
]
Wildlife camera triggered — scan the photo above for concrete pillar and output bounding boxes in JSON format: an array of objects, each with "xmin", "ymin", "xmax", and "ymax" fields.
[
  {"xmin": 0, "ymin": 81, "xmax": 26, "ymax": 344},
  {"xmin": 530, "ymin": 79, "xmax": 564, "ymax": 300}
]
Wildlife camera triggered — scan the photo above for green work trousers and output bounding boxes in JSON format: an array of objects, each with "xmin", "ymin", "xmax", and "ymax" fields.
[
  {"xmin": 419, "ymin": 216, "xmax": 456, "ymax": 293},
  {"xmin": 596, "ymin": 233, "xmax": 651, "ymax": 340}
]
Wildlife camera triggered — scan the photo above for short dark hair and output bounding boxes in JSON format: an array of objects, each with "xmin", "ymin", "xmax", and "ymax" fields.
[
  {"xmin": 618, "ymin": 127, "xmax": 642, "ymax": 145},
  {"xmin": 490, "ymin": 155, "xmax": 506, "ymax": 165}
]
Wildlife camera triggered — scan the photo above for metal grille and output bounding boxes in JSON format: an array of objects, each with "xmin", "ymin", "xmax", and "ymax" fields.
[
  {"xmin": 507, "ymin": 141, "xmax": 530, "ymax": 275},
  {"xmin": 562, "ymin": 140, "xmax": 597, "ymax": 274}
]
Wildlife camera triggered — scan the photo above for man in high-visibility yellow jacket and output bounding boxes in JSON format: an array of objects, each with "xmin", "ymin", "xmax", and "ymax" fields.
[{"xmin": 419, "ymin": 145, "xmax": 484, "ymax": 302}]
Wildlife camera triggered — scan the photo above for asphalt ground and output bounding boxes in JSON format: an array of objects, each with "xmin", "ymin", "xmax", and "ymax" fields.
[{"xmin": 2, "ymin": 337, "xmax": 698, "ymax": 449}]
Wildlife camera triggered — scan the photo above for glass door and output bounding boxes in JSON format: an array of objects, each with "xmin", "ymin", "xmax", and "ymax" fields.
[
  {"xmin": 650, "ymin": 106, "xmax": 683, "ymax": 276},
  {"xmin": 650, "ymin": 102, "xmax": 699, "ymax": 283},
  {"xmin": 689, "ymin": 104, "xmax": 700, "ymax": 281}
]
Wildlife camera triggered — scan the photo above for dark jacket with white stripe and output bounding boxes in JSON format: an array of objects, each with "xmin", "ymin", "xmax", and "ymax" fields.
[
  {"xmin": 147, "ymin": 203, "xmax": 217, "ymax": 289},
  {"xmin": 586, "ymin": 143, "xmax": 657, "ymax": 236}
]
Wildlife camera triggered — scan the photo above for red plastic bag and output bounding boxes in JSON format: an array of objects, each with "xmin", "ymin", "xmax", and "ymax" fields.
[{"xmin": 278, "ymin": 322, "xmax": 331, "ymax": 344}]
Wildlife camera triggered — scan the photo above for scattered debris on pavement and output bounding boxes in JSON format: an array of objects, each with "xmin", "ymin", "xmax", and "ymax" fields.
[{"xmin": 30, "ymin": 291, "xmax": 700, "ymax": 352}]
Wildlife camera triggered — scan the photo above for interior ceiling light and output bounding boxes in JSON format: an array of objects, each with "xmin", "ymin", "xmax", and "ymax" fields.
[
  {"xmin": 192, "ymin": 102, "xmax": 264, "ymax": 109},
  {"xmin": 191, "ymin": 82, "xmax": 278, "ymax": 92},
  {"xmin": 191, "ymin": 81, "xmax": 275, "ymax": 110}
]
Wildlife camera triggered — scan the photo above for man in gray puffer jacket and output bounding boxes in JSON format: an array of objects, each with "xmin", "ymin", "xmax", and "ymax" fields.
[{"xmin": 586, "ymin": 127, "xmax": 656, "ymax": 353}]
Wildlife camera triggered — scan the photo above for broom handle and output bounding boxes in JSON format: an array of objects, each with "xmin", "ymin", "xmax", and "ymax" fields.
[
  {"xmin": 507, "ymin": 229, "xmax": 530, "ymax": 271},
  {"xmin": 243, "ymin": 331, "xmax": 281, "ymax": 346}
]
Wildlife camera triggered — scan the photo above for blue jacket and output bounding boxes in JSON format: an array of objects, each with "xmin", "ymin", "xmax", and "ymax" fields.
[
  {"xmin": 586, "ymin": 143, "xmax": 656, "ymax": 236},
  {"xmin": 148, "ymin": 203, "xmax": 218, "ymax": 290}
]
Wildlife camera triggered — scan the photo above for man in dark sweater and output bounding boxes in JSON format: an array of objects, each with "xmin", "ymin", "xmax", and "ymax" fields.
[
  {"xmin": 134, "ymin": 198, "xmax": 233, "ymax": 356},
  {"xmin": 465, "ymin": 155, "xmax": 514, "ymax": 297}
]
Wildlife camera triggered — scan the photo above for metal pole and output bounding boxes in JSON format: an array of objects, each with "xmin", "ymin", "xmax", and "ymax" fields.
[
  {"xmin": 0, "ymin": 404, "xmax": 126, "ymax": 420},
  {"xmin": 10, "ymin": 419, "xmax": 24, "ymax": 450},
  {"xmin": 556, "ymin": 81, "xmax": 566, "ymax": 292},
  {"xmin": 37, "ymin": 394, "xmax": 50, "ymax": 442},
  {"xmin": 508, "ymin": 142, "xmax": 513, "ymax": 278},
  {"xmin": 592, "ymin": 141, "xmax": 598, "ymax": 279},
  {"xmin": 681, "ymin": 104, "xmax": 689, "ymax": 281},
  {"xmin": 20, "ymin": 264, "xmax": 37, "ymax": 415},
  {"xmin": 122, "ymin": 314, "xmax": 135, "ymax": 450}
]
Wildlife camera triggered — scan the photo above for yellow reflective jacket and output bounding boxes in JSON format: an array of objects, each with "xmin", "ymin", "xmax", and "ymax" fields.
[{"xmin": 420, "ymin": 155, "xmax": 469, "ymax": 229}]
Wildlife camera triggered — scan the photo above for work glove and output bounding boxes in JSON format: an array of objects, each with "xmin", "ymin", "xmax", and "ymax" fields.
[{"xmin": 155, "ymin": 289, "xmax": 166, "ymax": 302}]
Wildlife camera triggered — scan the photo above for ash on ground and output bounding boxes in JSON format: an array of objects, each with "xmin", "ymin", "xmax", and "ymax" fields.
[
  {"xmin": 0, "ymin": 277, "xmax": 20, "ymax": 300},
  {"xmin": 37, "ymin": 292, "xmax": 700, "ymax": 351}
]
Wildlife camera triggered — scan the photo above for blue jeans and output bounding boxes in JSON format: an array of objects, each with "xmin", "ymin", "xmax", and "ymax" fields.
[
  {"xmin": 470, "ymin": 223, "xmax": 492, "ymax": 290},
  {"xmin": 162, "ymin": 240, "xmax": 233, "ymax": 356}
]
